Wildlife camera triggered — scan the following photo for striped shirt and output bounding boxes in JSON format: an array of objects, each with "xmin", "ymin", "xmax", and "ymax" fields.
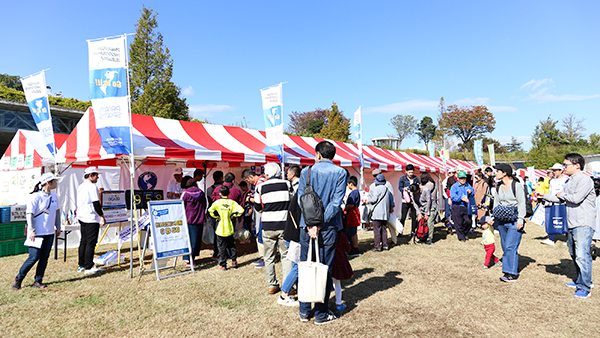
[{"xmin": 254, "ymin": 178, "xmax": 292, "ymax": 231}]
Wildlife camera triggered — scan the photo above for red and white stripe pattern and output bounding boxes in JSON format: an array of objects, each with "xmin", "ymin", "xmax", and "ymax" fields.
[
  {"xmin": 1, "ymin": 130, "xmax": 68, "ymax": 171},
  {"xmin": 516, "ymin": 168, "xmax": 594, "ymax": 180},
  {"xmin": 55, "ymin": 108, "xmax": 478, "ymax": 172}
]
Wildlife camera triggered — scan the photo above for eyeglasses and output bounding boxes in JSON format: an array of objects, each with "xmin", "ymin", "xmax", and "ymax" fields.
[{"xmin": 562, "ymin": 163, "xmax": 576, "ymax": 168}]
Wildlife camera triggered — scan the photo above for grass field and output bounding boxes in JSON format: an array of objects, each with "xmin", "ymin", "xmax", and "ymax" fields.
[{"xmin": 2, "ymin": 221, "xmax": 599, "ymax": 338}]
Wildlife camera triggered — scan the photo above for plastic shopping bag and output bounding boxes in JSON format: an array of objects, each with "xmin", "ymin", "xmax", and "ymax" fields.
[{"xmin": 298, "ymin": 238, "xmax": 328, "ymax": 303}]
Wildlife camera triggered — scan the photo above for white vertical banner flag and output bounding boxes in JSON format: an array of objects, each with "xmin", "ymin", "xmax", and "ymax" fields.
[
  {"xmin": 88, "ymin": 35, "xmax": 131, "ymax": 155},
  {"xmin": 474, "ymin": 140, "xmax": 484, "ymax": 168},
  {"xmin": 353, "ymin": 106, "xmax": 363, "ymax": 166},
  {"xmin": 527, "ymin": 166, "xmax": 536, "ymax": 181},
  {"xmin": 260, "ymin": 83, "xmax": 284, "ymax": 162},
  {"xmin": 488, "ymin": 144, "xmax": 496, "ymax": 166},
  {"xmin": 20, "ymin": 71, "xmax": 56, "ymax": 156}
]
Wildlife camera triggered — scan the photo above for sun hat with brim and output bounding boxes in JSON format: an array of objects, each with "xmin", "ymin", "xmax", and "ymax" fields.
[
  {"xmin": 549, "ymin": 163, "xmax": 564, "ymax": 171},
  {"xmin": 40, "ymin": 173, "xmax": 61, "ymax": 185},
  {"xmin": 479, "ymin": 216, "xmax": 492, "ymax": 224},
  {"xmin": 173, "ymin": 166, "xmax": 183, "ymax": 174},
  {"xmin": 84, "ymin": 167, "xmax": 100, "ymax": 176},
  {"xmin": 374, "ymin": 174, "xmax": 386, "ymax": 185},
  {"xmin": 457, "ymin": 171, "xmax": 467, "ymax": 178}
]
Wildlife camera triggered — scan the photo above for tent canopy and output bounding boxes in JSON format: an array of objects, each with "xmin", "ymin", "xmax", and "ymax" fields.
[
  {"xmin": 1, "ymin": 130, "xmax": 68, "ymax": 171},
  {"xmin": 56, "ymin": 108, "xmax": 477, "ymax": 172}
]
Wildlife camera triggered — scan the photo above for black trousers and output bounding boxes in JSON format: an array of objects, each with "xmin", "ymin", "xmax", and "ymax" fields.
[
  {"xmin": 451, "ymin": 204, "xmax": 472, "ymax": 241},
  {"xmin": 78, "ymin": 221, "xmax": 100, "ymax": 269},
  {"xmin": 216, "ymin": 235, "xmax": 237, "ymax": 267},
  {"xmin": 400, "ymin": 202, "xmax": 418, "ymax": 235}
]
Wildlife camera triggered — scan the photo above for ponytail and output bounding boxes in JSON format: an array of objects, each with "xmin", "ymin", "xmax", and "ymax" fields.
[{"xmin": 31, "ymin": 182, "xmax": 42, "ymax": 194}]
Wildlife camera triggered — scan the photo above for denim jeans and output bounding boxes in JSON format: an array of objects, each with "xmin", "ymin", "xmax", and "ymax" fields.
[
  {"xmin": 299, "ymin": 226, "xmax": 337, "ymax": 320},
  {"xmin": 183, "ymin": 223, "xmax": 203, "ymax": 262},
  {"xmin": 17, "ymin": 234, "xmax": 54, "ymax": 283},
  {"xmin": 497, "ymin": 220, "xmax": 522, "ymax": 276},
  {"xmin": 281, "ymin": 240, "xmax": 298, "ymax": 294},
  {"xmin": 567, "ymin": 226, "xmax": 594, "ymax": 292}
]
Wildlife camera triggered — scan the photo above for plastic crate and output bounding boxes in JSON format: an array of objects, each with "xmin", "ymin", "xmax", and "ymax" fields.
[
  {"xmin": 0, "ymin": 222, "xmax": 26, "ymax": 241},
  {"xmin": 0, "ymin": 238, "xmax": 29, "ymax": 257},
  {"xmin": 0, "ymin": 207, "xmax": 10, "ymax": 223}
]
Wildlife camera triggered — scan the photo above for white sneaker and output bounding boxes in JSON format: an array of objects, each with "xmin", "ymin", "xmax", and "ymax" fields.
[
  {"xmin": 277, "ymin": 295, "xmax": 299, "ymax": 307},
  {"xmin": 84, "ymin": 266, "xmax": 105, "ymax": 275},
  {"xmin": 540, "ymin": 239, "xmax": 555, "ymax": 246}
]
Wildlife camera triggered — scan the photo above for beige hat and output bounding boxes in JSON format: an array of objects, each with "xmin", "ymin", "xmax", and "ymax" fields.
[
  {"xmin": 173, "ymin": 166, "xmax": 183, "ymax": 175},
  {"xmin": 372, "ymin": 168, "xmax": 382, "ymax": 176}
]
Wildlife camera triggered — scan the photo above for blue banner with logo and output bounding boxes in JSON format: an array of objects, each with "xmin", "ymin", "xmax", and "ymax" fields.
[
  {"xmin": 474, "ymin": 139, "xmax": 484, "ymax": 168},
  {"xmin": 260, "ymin": 83, "xmax": 284, "ymax": 162},
  {"xmin": 88, "ymin": 35, "xmax": 132, "ymax": 155},
  {"xmin": 148, "ymin": 200, "xmax": 191, "ymax": 259},
  {"xmin": 20, "ymin": 71, "xmax": 56, "ymax": 156}
]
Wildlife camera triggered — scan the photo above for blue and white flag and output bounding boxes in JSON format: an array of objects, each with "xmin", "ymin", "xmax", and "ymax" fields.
[
  {"xmin": 88, "ymin": 35, "xmax": 131, "ymax": 155},
  {"xmin": 353, "ymin": 106, "xmax": 363, "ymax": 166},
  {"xmin": 474, "ymin": 139, "xmax": 484, "ymax": 168},
  {"xmin": 20, "ymin": 71, "xmax": 56, "ymax": 156},
  {"xmin": 429, "ymin": 145, "xmax": 435, "ymax": 158},
  {"xmin": 260, "ymin": 83, "xmax": 284, "ymax": 162}
]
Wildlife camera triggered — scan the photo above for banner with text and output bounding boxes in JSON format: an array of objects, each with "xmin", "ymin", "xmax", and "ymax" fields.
[
  {"xmin": 260, "ymin": 83, "xmax": 284, "ymax": 162},
  {"xmin": 148, "ymin": 200, "xmax": 190, "ymax": 259},
  {"xmin": 88, "ymin": 35, "xmax": 131, "ymax": 155},
  {"xmin": 488, "ymin": 144, "xmax": 496, "ymax": 167},
  {"xmin": 474, "ymin": 140, "xmax": 484, "ymax": 168},
  {"xmin": 353, "ymin": 106, "xmax": 363, "ymax": 167},
  {"xmin": 20, "ymin": 71, "xmax": 56, "ymax": 156}
]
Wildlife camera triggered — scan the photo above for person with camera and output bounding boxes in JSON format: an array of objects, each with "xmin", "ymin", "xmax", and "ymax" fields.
[{"xmin": 537, "ymin": 153, "xmax": 596, "ymax": 298}]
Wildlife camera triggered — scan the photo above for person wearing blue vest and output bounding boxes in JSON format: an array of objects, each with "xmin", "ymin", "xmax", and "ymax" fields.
[{"xmin": 450, "ymin": 171, "xmax": 474, "ymax": 242}]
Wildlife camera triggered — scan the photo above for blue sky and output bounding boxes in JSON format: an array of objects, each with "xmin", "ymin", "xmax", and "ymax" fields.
[{"xmin": 2, "ymin": 1, "xmax": 599, "ymax": 151}]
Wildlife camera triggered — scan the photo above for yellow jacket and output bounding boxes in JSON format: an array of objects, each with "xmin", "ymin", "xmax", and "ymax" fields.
[
  {"xmin": 481, "ymin": 227, "xmax": 496, "ymax": 245},
  {"xmin": 208, "ymin": 198, "xmax": 244, "ymax": 237}
]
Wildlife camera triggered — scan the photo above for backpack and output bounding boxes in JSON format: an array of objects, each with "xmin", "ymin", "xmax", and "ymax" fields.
[
  {"xmin": 415, "ymin": 218, "xmax": 429, "ymax": 242},
  {"xmin": 496, "ymin": 180, "xmax": 534, "ymax": 219},
  {"xmin": 299, "ymin": 166, "xmax": 325, "ymax": 226}
]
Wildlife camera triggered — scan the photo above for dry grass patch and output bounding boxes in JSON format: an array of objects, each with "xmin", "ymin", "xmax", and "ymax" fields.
[{"xmin": 1, "ymin": 222, "xmax": 599, "ymax": 337}]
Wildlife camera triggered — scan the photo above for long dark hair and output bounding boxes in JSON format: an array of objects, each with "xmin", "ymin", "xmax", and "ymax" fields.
[
  {"xmin": 31, "ymin": 182, "xmax": 42, "ymax": 194},
  {"xmin": 420, "ymin": 172, "xmax": 435, "ymax": 189}
]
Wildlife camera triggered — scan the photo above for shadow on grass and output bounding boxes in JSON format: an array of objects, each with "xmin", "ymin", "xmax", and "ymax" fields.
[
  {"xmin": 517, "ymin": 255, "xmax": 537, "ymax": 273},
  {"xmin": 340, "ymin": 270, "xmax": 403, "ymax": 315},
  {"xmin": 538, "ymin": 259, "xmax": 576, "ymax": 280}
]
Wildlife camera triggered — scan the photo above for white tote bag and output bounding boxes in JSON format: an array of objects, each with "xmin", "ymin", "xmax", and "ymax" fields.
[{"xmin": 297, "ymin": 238, "xmax": 329, "ymax": 303}]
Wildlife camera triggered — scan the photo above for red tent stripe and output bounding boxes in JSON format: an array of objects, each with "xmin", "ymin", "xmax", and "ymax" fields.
[
  {"xmin": 223, "ymin": 127, "xmax": 279, "ymax": 162},
  {"xmin": 179, "ymin": 120, "xmax": 243, "ymax": 162},
  {"xmin": 87, "ymin": 108, "xmax": 103, "ymax": 159}
]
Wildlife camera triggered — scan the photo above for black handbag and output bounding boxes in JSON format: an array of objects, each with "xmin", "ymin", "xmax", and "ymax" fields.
[
  {"xmin": 492, "ymin": 205, "xmax": 518, "ymax": 222},
  {"xmin": 299, "ymin": 166, "xmax": 325, "ymax": 226}
]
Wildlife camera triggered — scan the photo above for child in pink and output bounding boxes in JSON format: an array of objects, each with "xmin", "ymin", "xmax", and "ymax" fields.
[{"xmin": 480, "ymin": 216, "xmax": 501, "ymax": 269}]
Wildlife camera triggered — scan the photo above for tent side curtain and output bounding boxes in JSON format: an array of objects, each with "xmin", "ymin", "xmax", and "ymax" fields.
[{"xmin": 55, "ymin": 108, "xmax": 477, "ymax": 171}]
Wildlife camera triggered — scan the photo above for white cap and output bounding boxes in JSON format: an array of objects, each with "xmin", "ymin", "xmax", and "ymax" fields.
[
  {"xmin": 173, "ymin": 166, "xmax": 183, "ymax": 174},
  {"xmin": 40, "ymin": 173, "xmax": 61, "ymax": 185},
  {"xmin": 84, "ymin": 167, "xmax": 100, "ymax": 175},
  {"xmin": 549, "ymin": 163, "xmax": 564, "ymax": 170}
]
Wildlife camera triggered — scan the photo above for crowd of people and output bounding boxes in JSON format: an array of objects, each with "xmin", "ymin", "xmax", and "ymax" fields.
[{"xmin": 10, "ymin": 140, "xmax": 600, "ymax": 323}]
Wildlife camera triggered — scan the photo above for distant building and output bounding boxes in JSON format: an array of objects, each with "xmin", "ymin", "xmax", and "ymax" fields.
[
  {"xmin": 0, "ymin": 98, "xmax": 84, "ymax": 154},
  {"xmin": 583, "ymin": 154, "xmax": 600, "ymax": 172},
  {"xmin": 372, "ymin": 136, "xmax": 400, "ymax": 150}
]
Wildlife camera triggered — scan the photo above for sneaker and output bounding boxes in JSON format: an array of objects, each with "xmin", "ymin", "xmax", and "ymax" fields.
[
  {"xmin": 84, "ymin": 266, "xmax": 104, "ymax": 275},
  {"xmin": 540, "ymin": 239, "xmax": 555, "ymax": 246},
  {"xmin": 415, "ymin": 241, "xmax": 424, "ymax": 245},
  {"xmin": 336, "ymin": 303, "xmax": 347, "ymax": 312},
  {"xmin": 299, "ymin": 312, "xmax": 310, "ymax": 322},
  {"xmin": 494, "ymin": 261, "xmax": 502, "ymax": 268},
  {"xmin": 480, "ymin": 265, "xmax": 489, "ymax": 270},
  {"xmin": 32, "ymin": 281, "xmax": 47, "ymax": 289},
  {"xmin": 231, "ymin": 261, "xmax": 238, "ymax": 268},
  {"xmin": 220, "ymin": 266, "xmax": 228, "ymax": 271},
  {"xmin": 210, "ymin": 253, "xmax": 218, "ymax": 260},
  {"xmin": 315, "ymin": 310, "xmax": 338, "ymax": 325},
  {"xmin": 347, "ymin": 250, "xmax": 361, "ymax": 258},
  {"xmin": 278, "ymin": 295, "xmax": 299, "ymax": 307},
  {"xmin": 574, "ymin": 289, "xmax": 591, "ymax": 298},
  {"xmin": 77, "ymin": 266, "xmax": 85, "ymax": 273},
  {"xmin": 252, "ymin": 258, "xmax": 263, "ymax": 265},
  {"xmin": 426, "ymin": 240, "xmax": 432, "ymax": 246},
  {"xmin": 500, "ymin": 274, "xmax": 517, "ymax": 283},
  {"xmin": 382, "ymin": 246, "xmax": 389, "ymax": 251},
  {"xmin": 185, "ymin": 261, "xmax": 197, "ymax": 268},
  {"xmin": 371, "ymin": 248, "xmax": 382, "ymax": 252},
  {"xmin": 11, "ymin": 277, "xmax": 22, "ymax": 290},
  {"xmin": 566, "ymin": 282, "xmax": 595, "ymax": 289},
  {"xmin": 255, "ymin": 260, "xmax": 265, "ymax": 268}
]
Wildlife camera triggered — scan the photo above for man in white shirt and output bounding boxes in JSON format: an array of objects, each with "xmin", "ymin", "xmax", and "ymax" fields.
[
  {"xmin": 167, "ymin": 166, "xmax": 184, "ymax": 199},
  {"xmin": 76, "ymin": 167, "xmax": 106, "ymax": 275},
  {"xmin": 541, "ymin": 163, "xmax": 569, "ymax": 246}
]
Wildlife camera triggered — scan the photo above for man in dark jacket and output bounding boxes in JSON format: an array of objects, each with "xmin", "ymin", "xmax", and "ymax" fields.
[{"xmin": 397, "ymin": 164, "xmax": 421, "ymax": 237}]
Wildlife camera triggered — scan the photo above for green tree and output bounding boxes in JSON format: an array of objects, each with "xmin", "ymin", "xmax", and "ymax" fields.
[
  {"xmin": 458, "ymin": 137, "xmax": 506, "ymax": 153},
  {"xmin": 389, "ymin": 114, "xmax": 417, "ymax": 148},
  {"xmin": 531, "ymin": 115, "xmax": 565, "ymax": 149},
  {"xmin": 129, "ymin": 6, "xmax": 189, "ymax": 121},
  {"xmin": 432, "ymin": 97, "xmax": 454, "ymax": 151},
  {"xmin": 286, "ymin": 108, "xmax": 328, "ymax": 136},
  {"xmin": 589, "ymin": 133, "xmax": 600, "ymax": 148},
  {"xmin": 0, "ymin": 73, "xmax": 23, "ymax": 91},
  {"xmin": 562, "ymin": 113, "xmax": 586, "ymax": 144},
  {"xmin": 416, "ymin": 116, "xmax": 437, "ymax": 152},
  {"xmin": 307, "ymin": 119, "xmax": 324, "ymax": 135},
  {"xmin": 318, "ymin": 102, "xmax": 351, "ymax": 142},
  {"xmin": 440, "ymin": 104, "xmax": 495, "ymax": 144},
  {"xmin": 0, "ymin": 83, "xmax": 90, "ymax": 110},
  {"xmin": 505, "ymin": 136, "xmax": 523, "ymax": 153}
]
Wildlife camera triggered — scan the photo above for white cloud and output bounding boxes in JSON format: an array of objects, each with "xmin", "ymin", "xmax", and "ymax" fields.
[
  {"xmin": 182, "ymin": 86, "xmax": 195, "ymax": 97},
  {"xmin": 363, "ymin": 99, "xmax": 438, "ymax": 115},
  {"xmin": 527, "ymin": 87, "xmax": 600, "ymax": 103},
  {"xmin": 520, "ymin": 78, "xmax": 553, "ymax": 90},
  {"xmin": 189, "ymin": 104, "xmax": 236, "ymax": 118}
]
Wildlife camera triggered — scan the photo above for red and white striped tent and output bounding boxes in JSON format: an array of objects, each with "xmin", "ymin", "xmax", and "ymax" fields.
[
  {"xmin": 516, "ymin": 168, "xmax": 594, "ymax": 180},
  {"xmin": 1, "ymin": 130, "xmax": 68, "ymax": 171},
  {"xmin": 56, "ymin": 108, "xmax": 477, "ymax": 172}
]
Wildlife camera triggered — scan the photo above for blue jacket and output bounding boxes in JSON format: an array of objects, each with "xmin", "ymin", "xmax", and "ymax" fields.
[
  {"xmin": 398, "ymin": 175, "xmax": 421, "ymax": 193},
  {"xmin": 297, "ymin": 159, "xmax": 347, "ymax": 230},
  {"xmin": 450, "ymin": 181, "xmax": 474, "ymax": 207}
]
